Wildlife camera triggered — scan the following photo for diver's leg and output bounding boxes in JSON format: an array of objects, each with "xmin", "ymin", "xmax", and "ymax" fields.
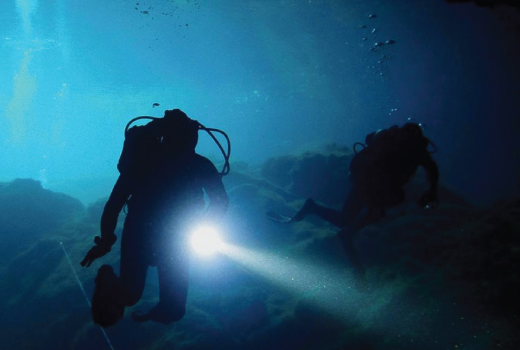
[
  {"xmin": 91, "ymin": 218, "xmax": 151, "ymax": 327},
  {"xmin": 338, "ymin": 228, "xmax": 367, "ymax": 287},
  {"xmin": 156, "ymin": 249, "xmax": 190, "ymax": 324},
  {"xmin": 340, "ymin": 199, "xmax": 388, "ymax": 289},
  {"xmin": 352, "ymin": 205, "xmax": 385, "ymax": 231},
  {"xmin": 292, "ymin": 198, "xmax": 344, "ymax": 226},
  {"xmin": 337, "ymin": 185, "xmax": 367, "ymax": 227},
  {"xmin": 293, "ymin": 185, "xmax": 366, "ymax": 228},
  {"xmin": 292, "ymin": 198, "xmax": 321, "ymax": 222},
  {"xmin": 136, "ymin": 240, "xmax": 190, "ymax": 325},
  {"xmin": 119, "ymin": 221, "xmax": 149, "ymax": 307},
  {"xmin": 335, "ymin": 186, "xmax": 375, "ymax": 288}
]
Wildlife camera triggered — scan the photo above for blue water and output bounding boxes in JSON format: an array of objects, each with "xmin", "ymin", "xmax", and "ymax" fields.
[
  {"xmin": 1, "ymin": 1, "xmax": 519, "ymax": 349},
  {"xmin": 1, "ymin": 0, "xmax": 518, "ymax": 205}
]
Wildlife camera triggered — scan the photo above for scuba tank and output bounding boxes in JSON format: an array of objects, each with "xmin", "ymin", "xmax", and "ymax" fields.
[
  {"xmin": 349, "ymin": 123, "xmax": 437, "ymax": 184},
  {"xmin": 352, "ymin": 123, "xmax": 437, "ymax": 156},
  {"xmin": 117, "ymin": 109, "xmax": 231, "ymax": 183}
]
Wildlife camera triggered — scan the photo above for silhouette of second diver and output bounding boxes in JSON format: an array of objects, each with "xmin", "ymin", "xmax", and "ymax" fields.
[{"xmin": 268, "ymin": 123, "xmax": 439, "ymax": 286}]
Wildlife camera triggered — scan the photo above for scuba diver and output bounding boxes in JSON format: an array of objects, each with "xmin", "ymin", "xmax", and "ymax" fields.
[
  {"xmin": 268, "ymin": 122, "xmax": 439, "ymax": 286},
  {"xmin": 81, "ymin": 109, "xmax": 230, "ymax": 327}
]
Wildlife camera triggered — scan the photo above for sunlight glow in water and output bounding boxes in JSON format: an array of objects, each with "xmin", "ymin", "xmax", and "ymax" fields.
[{"xmin": 16, "ymin": 0, "xmax": 38, "ymax": 36}]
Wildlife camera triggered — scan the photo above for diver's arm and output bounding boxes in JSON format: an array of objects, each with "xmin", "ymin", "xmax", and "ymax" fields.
[
  {"xmin": 81, "ymin": 175, "xmax": 131, "ymax": 267},
  {"xmin": 200, "ymin": 158, "xmax": 228, "ymax": 222},
  {"xmin": 100, "ymin": 175, "xmax": 132, "ymax": 240}
]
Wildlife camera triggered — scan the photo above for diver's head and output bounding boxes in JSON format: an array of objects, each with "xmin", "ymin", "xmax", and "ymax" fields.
[
  {"xmin": 401, "ymin": 122, "xmax": 424, "ymax": 138},
  {"xmin": 161, "ymin": 109, "xmax": 200, "ymax": 153},
  {"xmin": 401, "ymin": 122, "xmax": 428, "ymax": 149}
]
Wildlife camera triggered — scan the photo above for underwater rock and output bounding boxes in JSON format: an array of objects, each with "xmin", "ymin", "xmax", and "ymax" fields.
[
  {"xmin": 445, "ymin": 200, "xmax": 520, "ymax": 315},
  {"xmin": 0, "ymin": 178, "xmax": 85, "ymax": 264},
  {"xmin": 0, "ymin": 157, "xmax": 517, "ymax": 349},
  {"xmin": 351, "ymin": 197, "xmax": 520, "ymax": 342},
  {"xmin": 260, "ymin": 155, "xmax": 298, "ymax": 189},
  {"xmin": 225, "ymin": 168, "xmax": 299, "ymax": 204},
  {"xmin": 2, "ymin": 238, "xmax": 63, "ymax": 303},
  {"xmin": 261, "ymin": 145, "xmax": 352, "ymax": 208},
  {"xmin": 288, "ymin": 151, "xmax": 349, "ymax": 205},
  {"xmin": 85, "ymin": 198, "xmax": 107, "ymax": 224},
  {"xmin": 218, "ymin": 298, "xmax": 269, "ymax": 336}
]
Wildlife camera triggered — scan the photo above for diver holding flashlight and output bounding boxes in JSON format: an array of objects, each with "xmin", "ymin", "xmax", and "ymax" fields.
[{"xmin": 81, "ymin": 109, "xmax": 229, "ymax": 327}]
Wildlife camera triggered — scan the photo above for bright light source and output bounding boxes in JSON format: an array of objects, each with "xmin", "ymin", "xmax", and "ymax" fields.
[{"xmin": 190, "ymin": 226, "xmax": 223, "ymax": 256}]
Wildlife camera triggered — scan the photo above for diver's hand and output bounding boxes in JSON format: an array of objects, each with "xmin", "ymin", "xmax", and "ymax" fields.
[
  {"xmin": 80, "ymin": 235, "xmax": 117, "ymax": 267},
  {"xmin": 419, "ymin": 189, "xmax": 439, "ymax": 209}
]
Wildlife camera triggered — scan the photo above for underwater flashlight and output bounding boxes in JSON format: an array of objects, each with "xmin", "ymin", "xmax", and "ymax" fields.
[{"xmin": 190, "ymin": 226, "xmax": 223, "ymax": 256}]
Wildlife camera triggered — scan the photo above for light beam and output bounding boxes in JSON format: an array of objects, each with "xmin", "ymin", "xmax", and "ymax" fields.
[{"xmin": 190, "ymin": 226, "xmax": 224, "ymax": 257}]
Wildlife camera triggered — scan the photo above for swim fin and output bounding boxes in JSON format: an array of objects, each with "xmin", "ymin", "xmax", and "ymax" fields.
[{"xmin": 91, "ymin": 264, "xmax": 124, "ymax": 328}]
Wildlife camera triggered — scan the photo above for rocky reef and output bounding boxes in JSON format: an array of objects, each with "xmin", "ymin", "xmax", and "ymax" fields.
[
  {"xmin": 0, "ymin": 148, "xmax": 518, "ymax": 350},
  {"xmin": 0, "ymin": 179, "xmax": 84, "ymax": 265}
]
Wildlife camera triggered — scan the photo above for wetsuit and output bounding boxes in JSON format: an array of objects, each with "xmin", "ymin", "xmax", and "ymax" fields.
[{"xmin": 96, "ymin": 150, "xmax": 228, "ymax": 325}]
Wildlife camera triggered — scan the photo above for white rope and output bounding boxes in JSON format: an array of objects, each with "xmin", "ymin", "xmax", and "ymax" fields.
[{"xmin": 60, "ymin": 242, "xmax": 115, "ymax": 350}]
